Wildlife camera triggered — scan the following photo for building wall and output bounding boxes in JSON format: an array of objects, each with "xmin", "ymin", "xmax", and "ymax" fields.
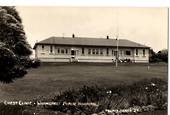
[
  {"xmin": 133, "ymin": 48, "xmax": 149, "ymax": 63},
  {"xmin": 35, "ymin": 44, "xmax": 149, "ymax": 63}
]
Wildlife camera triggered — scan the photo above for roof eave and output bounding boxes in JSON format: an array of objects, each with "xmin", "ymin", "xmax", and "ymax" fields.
[
  {"xmin": 33, "ymin": 43, "xmax": 37, "ymax": 49},
  {"xmin": 34, "ymin": 43, "xmax": 150, "ymax": 49}
]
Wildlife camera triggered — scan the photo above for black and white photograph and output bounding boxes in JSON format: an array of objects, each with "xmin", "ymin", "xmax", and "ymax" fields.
[{"xmin": 0, "ymin": 5, "xmax": 168, "ymax": 115}]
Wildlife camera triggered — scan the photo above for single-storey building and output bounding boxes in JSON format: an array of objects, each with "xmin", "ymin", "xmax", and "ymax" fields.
[{"xmin": 33, "ymin": 35, "xmax": 150, "ymax": 63}]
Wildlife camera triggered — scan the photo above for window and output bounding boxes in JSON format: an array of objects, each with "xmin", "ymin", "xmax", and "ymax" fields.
[
  {"xmin": 125, "ymin": 51, "xmax": 131, "ymax": 55},
  {"xmin": 112, "ymin": 50, "xmax": 114, "ymax": 55},
  {"xmin": 50, "ymin": 45, "xmax": 53, "ymax": 53},
  {"xmin": 96, "ymin": 49, "xmax": 99, "ymax": 55},
  {"xmin": 61, "ymin": 49, "xmax": 64, "ymax": 54},
  {"xmin": 143, "ymin": 49, "xmax": 145, "ymax": 56},
  {"xmin": 92, "ymin": 49, "xmax": 95, "ymax": 55},
  {"xmin": 66, "ymin": 49, "xmax": 68, "ymax": 54},
  {"xmin": 82, "ymin": 48, "xmax": 84, "ymax": 55},
  {"xmin": 42, "ymin": 45, "xmax": 44, "ymax": 50},
  {"xmin": 136, "ymin": 49, "xmax": 138, "ymax": 56},
  {"xmin": 100, "ymin": 49, "xmax": 103, "ymax": 55},
  {"xmin": 114, "ymin": 51, "xmax": 117, "ymax": 56},
  {"xmin": 120, "ymin": 50, "xmax": 123, "ymax": 56},
  {"xmin": 57, "ymin": 48, "xmax": 60, "ymax": 53},
  {"xmin": 88, "ymin": 49, "xmax": 91, "ymax": 55},
  {"xmin": 106, "ymin": 48, "xmax": 109, "ymax": 55},
  {"xmin": 71, "ymin": 50, "xmax": 75, "ymax": 55}
]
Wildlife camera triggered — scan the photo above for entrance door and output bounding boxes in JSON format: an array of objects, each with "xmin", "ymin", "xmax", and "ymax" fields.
[
  {"xmin": 70, "ymin": 50, "xmax": 78, "ymax": 62},
  {"xmin": 71, "ymin": 50, "xmax": 76, "ymax": 56}
]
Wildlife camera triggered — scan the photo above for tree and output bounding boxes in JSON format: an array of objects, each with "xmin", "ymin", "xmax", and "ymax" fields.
[
  {"xmin": 149, "ymin": 49, "xmax": 168, "ymax": 63},
  {"xmin": 149, "ymin": 49, "xmax": 159, "ymax": 63},
  {"xmin": 0, "ymin": 6, "xmax": 32, "ymax": 83},
  {"xmin": 157, "ymin": 49, "xmax": 168, "ymax": 63}
]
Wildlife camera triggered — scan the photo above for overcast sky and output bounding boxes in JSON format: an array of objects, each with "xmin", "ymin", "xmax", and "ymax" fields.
[{"xmin": 16, "ymin": 7, "xmax": 168, "ymax": 52}]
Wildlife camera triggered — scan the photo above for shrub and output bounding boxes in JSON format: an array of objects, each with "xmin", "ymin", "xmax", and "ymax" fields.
[
  {"xmin": 46, "ymin": 78, "xmax": 167, "ymax": 114},
  {"xmin": 31, "ymin": 59, "xmax": 41, "ymax": 68},
  {"xmin": 20, "ymin": 58, "xmax": 41, "ymax": 69}
]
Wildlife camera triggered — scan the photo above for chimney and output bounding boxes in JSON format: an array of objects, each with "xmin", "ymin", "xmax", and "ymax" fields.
[
  {"xmin": 107, "ymin": 35, "xmax": 109, "ymax": 39},
  {"xmin": 72, "ymin": 34, "xmax": 75, "ymax": 38}
]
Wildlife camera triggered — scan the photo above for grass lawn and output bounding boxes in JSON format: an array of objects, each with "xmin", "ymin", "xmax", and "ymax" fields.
[{"xmin": 0, "ymin": 63, "xmax": 168, "ymax": 102}]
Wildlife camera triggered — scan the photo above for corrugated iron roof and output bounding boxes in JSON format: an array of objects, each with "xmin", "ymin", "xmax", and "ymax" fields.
[{"xmin": 33, "ymin": 36, "xmax": 149, "ymax": 49}]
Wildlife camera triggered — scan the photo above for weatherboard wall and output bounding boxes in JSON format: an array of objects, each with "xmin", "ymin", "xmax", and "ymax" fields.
[{"xmin": 35, "ymin": 45, "xmax": 149, "ymax": 63}]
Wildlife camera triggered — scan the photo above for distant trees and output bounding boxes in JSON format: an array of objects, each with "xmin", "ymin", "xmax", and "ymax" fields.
[
  {"xmin": 149, "ymin": 49, "xmax": 168, "ymax": 63},
  {"xmin": 157, "ymin": 49, "xmax": 168, "ymax": 62},
  {"xmin": 0, "ymin": 6, "xmax": 35, "ymax": 83}
]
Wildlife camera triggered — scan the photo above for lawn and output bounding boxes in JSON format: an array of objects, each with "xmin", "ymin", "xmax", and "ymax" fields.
[{"xmin": 0, "ymin": 63, "xmax": 168, "ymax": 102}]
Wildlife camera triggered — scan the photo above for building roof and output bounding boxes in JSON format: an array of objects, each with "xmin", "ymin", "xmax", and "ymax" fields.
[{"xmin": 33, "ymin": 36, "xmax": 149, "ymax": 49}]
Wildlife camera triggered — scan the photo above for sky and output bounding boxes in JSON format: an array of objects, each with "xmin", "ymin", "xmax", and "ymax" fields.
[{"xmin": 16, "ymin": 7, "xmax": 168, "ymax": 52}]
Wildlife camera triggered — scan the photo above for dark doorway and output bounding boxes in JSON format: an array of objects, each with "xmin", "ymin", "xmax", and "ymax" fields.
[{"xmin": 71, "ymin": 50, "xmax": 75, "ymax": 55}]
